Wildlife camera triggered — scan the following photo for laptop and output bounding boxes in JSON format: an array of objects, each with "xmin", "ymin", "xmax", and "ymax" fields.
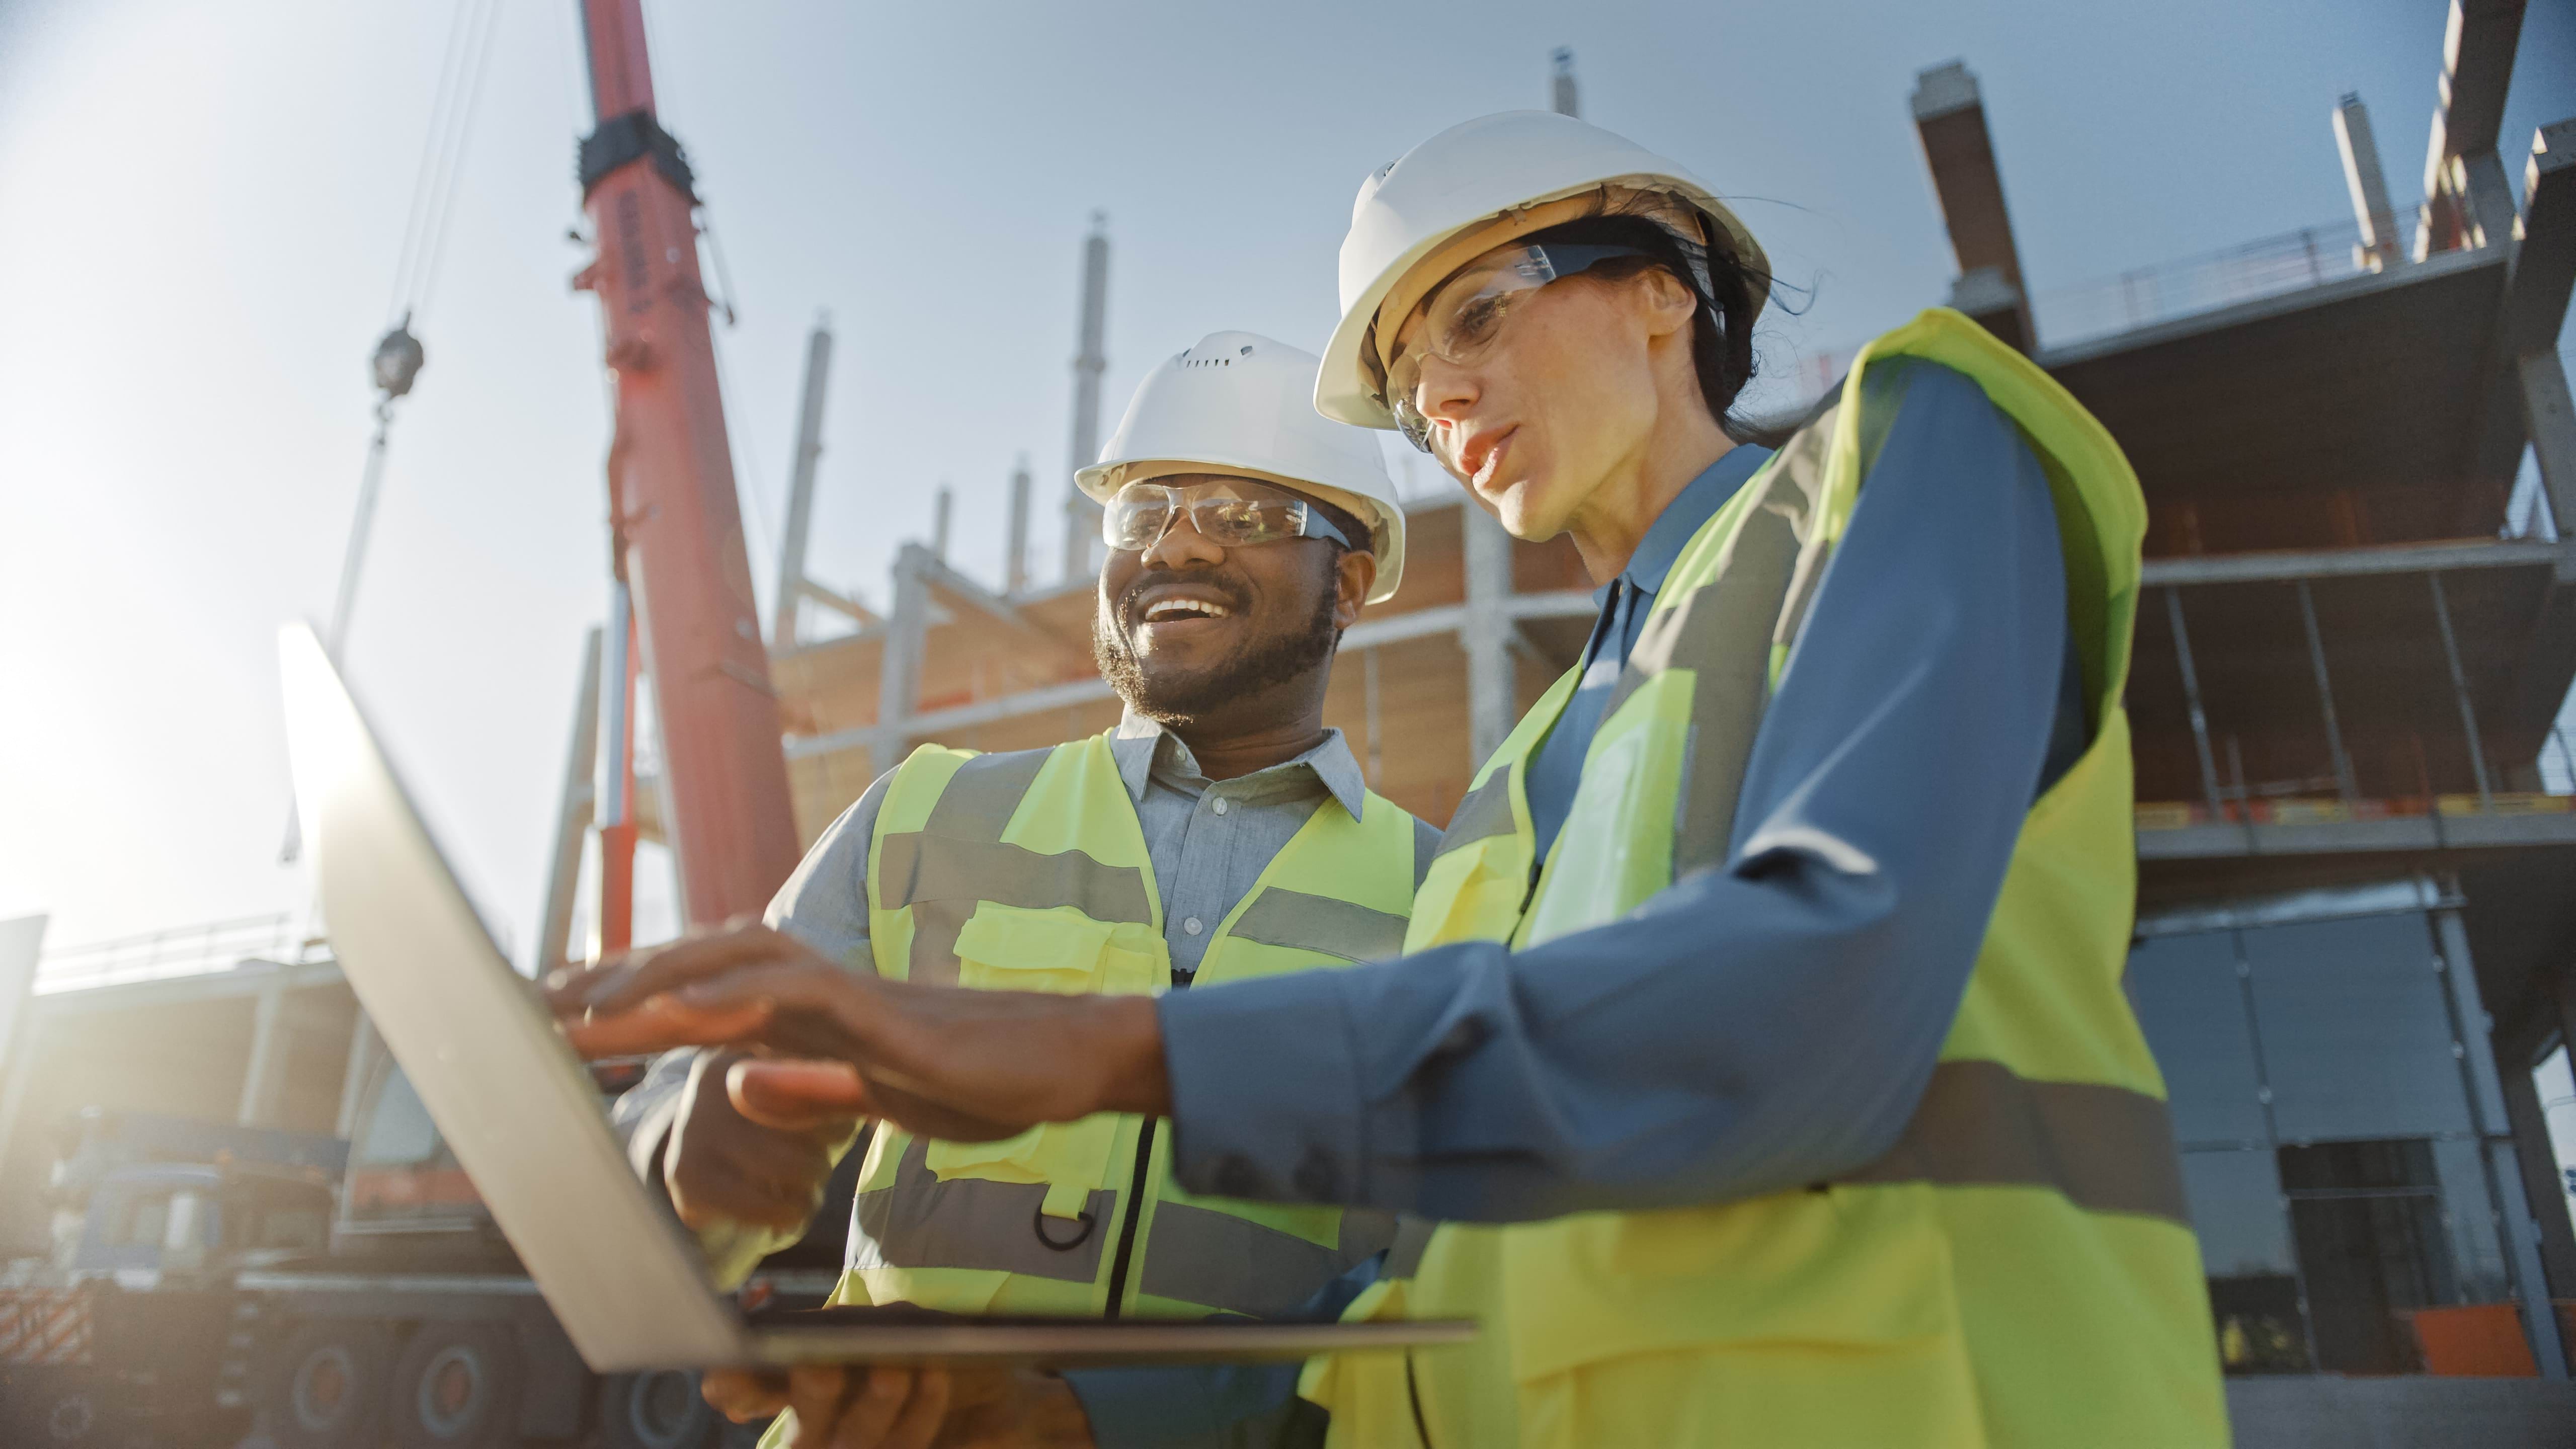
[{"xmin": 277, "ymin": 623, "xmax": 1470, "ymax": 1371}]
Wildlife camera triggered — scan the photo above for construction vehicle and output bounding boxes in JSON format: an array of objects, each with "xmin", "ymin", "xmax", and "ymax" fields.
[{"xmin": 5, "ymin": 0, "xmax": 834, "ymax": 1443}]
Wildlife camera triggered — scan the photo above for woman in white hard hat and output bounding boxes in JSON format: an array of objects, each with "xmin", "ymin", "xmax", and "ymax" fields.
[{"xmin": 559, "ymin": 117, "xmax": 2227, "ymax": 1449}]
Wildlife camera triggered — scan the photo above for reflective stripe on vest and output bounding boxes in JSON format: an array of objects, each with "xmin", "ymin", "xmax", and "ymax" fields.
[
  {"xmin": 844, "ymin": 732, "xmax": 1424, "ymax": 1321},
  {"xmin": 1319, "ymin": 309, "xmax": 2224, "ymax": 1449}
]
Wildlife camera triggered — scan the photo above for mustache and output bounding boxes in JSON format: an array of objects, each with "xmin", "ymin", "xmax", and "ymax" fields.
[{"xmin": 1113, "ymin": 569, "xmax": 1251, "ymax": 627}]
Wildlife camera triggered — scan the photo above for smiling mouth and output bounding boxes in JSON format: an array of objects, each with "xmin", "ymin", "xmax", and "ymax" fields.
[{"xmin": 1139, "ymin": 598, "xmax": 1233, "ymax": 625}]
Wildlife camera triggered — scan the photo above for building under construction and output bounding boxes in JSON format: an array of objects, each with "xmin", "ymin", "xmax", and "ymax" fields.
[
  {"xmin": 753, "ymin": 15, "xmax": 2576, "ymax": 1441},
  {"xmin": 7, "ymin": 8, "xmax": 2576, "ymax": 1446}
]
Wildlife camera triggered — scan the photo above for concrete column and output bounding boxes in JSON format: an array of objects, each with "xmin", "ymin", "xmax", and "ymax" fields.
[
  {"xmin": 2434, "ymin": 906, "xmax": 2568, "ymax": 1378},
  {"xmin": 2522, "ymin": 348, "xmax": 2576, "ymax": 541},
  {"xmin": 1006, "ymin": 455, "xmax": 1033, "ymax": 595},
  {"xmin": 2333, "ymin": 95, "xmax": 2403, "ymax": 271},
  {"xmin": 772, "ymin": 320, "xmax": 835, "ymax": 654},
  {"xmin": 237, "ymin": 977, "xmax": 291, "ymax": 1129},
  {"xmin": 2502, "ymin": 1063, "xmax": 2576, "ymax": 1299},
  {"xmin": 0, "ymin": 915, "xmax": 48, "ymax": 1220},
  {"xmin": 1461, "ymin": 509, "xmax": 1518, "ymax": 769},
  {"xmin": 870, "ymin": 544, "xmax": 931, "ymax": 779},
  {"xmin": 536, "ymin": 628, "xmax": 603, "ymax": 978}
]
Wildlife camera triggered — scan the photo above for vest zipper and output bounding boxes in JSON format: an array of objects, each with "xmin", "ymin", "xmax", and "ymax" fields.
[{"xmin": 1100, "ymin": 1115, "xmax": 1159, "ymax": 1318}]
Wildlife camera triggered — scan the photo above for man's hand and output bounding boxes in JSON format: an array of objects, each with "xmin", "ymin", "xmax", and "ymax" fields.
[
  {"xmin": 665, "ymin": 1049, "xmax": 850, "ymax": 1236},
  {"xmin": 546, "ymin": 921, "xmax": 1172, "ymax": 1146},
  {"xmin": 700, "ymin": 1364, "xmax": 1095, "ymax": 1449}
]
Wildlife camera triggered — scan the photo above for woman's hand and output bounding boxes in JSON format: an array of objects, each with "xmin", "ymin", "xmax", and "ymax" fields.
[{"xmin": 545, "ymin": 921, "xmax": 1172, "ymax": 1143}]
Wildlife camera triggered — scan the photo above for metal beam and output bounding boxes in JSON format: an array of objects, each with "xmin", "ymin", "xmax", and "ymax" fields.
[
  {"xmin": 1911, "ymin": 61, "xmax": 2034, "ymax": 352},
  {"xmin": 2136, "ymin": 809, "xmax": 2576, "ymax": 859},
  {"xmin": 797, "ymin": 578, "xmax": 877, "ymax": 626},
  {"xmin": 2500, "ymin": 1065, "xmax": 2576, "ymax": 1300},
  {"xmin": 2140, "ymin": 537, "xmax": 2576, "ymax": 586},
  {"xmin": 772, "ymin": 319, "xmax": 834, "ymax": 654}
]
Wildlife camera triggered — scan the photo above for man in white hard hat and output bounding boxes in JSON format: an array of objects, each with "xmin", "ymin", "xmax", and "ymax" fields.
[
  {"xmin": 596, "ymin": 331, "xmax": 1431, "ymax": 1448},
  {"xmin": 563, "ymin": 114, "xmax": 2226, "ymax": 1449}
]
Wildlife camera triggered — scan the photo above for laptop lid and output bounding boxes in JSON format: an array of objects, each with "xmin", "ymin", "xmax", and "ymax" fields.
[{"xmin": 279, "ymin": 624, "xmax": 748, "ymax": 1371}]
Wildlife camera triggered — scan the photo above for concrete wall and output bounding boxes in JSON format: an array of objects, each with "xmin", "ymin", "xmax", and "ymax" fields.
[{"xmin": 2229, "ymin": 1378, "xmax": 2576, "ymax": 1448}]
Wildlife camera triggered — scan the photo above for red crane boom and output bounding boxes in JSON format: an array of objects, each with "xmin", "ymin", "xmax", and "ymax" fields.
[{"xmin": 572, "ymin": 0, "xmax": 801, "ymax": 931}]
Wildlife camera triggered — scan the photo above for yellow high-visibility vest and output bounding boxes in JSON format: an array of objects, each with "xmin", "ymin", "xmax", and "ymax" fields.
[
  {"xmin": 1306, "ymin": 310, "xmax": 2228, "ymax": 1447},
  {"xmin": 835, "ymin": 732, "xmax": 1418, "ymax": 1319}
]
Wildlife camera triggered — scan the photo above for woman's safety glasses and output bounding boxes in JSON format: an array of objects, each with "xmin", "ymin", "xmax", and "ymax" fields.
[
  {"xmin": 1102, "ymin": 478, "xmax": 1354, "ymax": 552},
  {"xmin": 1382, "ymin": 242, "xmax": 1654, "ymax": 453}
]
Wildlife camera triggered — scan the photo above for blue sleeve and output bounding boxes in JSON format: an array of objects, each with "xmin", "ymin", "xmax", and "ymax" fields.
[
  {"xmin": 1157, "ymin": 366, "xmax": 2072, "ymax": 1219},
  {"xmin": 1061, "ymin": 1256, "xmax": 1380, "ymax": 1448}
]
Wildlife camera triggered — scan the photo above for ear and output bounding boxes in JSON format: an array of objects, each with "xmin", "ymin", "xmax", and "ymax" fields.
[
  {"xmin": 1333, "ymin": 548, "xmax": 1378, "ymax": 630},
  {"xmin": 1632, "ymin": 267, "xmax": 1698, "ymax": 341}
]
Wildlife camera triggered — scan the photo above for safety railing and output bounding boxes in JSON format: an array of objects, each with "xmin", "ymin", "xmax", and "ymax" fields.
[
  {"xmin": 2034, "ymin": 207, "xmax": 2424, "ymax": 351},
  {"xmin": 32, "ymin": 912, "xmax": 326, "ymax": 995}
]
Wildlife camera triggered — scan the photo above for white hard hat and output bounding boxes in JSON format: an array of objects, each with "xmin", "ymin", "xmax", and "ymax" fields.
[
  {"xmin": 1318, "ymin": 110, "xmax": 1770, "ymax": 431},
  {"xmin": 1079, "ymin": 331, "xmax": 1410, "ymax": 603}
]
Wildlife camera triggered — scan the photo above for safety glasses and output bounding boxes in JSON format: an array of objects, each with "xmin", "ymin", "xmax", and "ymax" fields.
[
  {"xmin": 1381, "ymin": 242, "xmax": 1655, "ymax": 453},
  {"xmin": 1101, "ymin": 479, "xmax": 1354, "ymax": 552}
]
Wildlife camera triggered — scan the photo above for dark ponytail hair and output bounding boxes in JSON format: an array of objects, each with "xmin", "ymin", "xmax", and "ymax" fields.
[{"xmin": 1520, "ymin": 199, "xmax": 1798, "ymax": 449}]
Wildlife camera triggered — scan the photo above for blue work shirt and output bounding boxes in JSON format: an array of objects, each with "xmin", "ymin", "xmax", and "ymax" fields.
[
  {"xmin": 1523, "ymin": 442, "xmax": 1774, "ymax": 863},
  {"xmin": 1157, "ymin": 361, "xmax": 2080, "ymax": 1225}
]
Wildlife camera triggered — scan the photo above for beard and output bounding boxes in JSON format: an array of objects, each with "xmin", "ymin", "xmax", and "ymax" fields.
[{"xmin": 1093, "ymin": 570, "xmax": 1342, "ymax": 725}]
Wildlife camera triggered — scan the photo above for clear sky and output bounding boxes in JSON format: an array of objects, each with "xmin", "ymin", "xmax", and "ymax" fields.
[{"xmin": 3, "ymin": 0, "xmax": 2572, "ymax": 960}]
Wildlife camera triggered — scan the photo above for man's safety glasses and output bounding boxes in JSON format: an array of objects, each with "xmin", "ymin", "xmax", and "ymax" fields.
[
  {"xmin": 1101, "ymin": 479, "xmax": 1354, "ymax": 552},
  {"xmin": 1381, "ymin": 242, "xmax": 1654, "ymax": 453}
]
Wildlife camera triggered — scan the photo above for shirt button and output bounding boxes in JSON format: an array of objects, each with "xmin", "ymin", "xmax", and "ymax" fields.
[
  {"xmin": 1183, "ymin": 917, "xmax": 1203, "ymax": 936},
  {"xmin": 1212, "ymin": 798, "xmax": 1229, "ymax": 816}
]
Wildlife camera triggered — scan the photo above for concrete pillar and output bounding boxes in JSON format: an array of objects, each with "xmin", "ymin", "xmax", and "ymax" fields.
[
  {"xmin": 1006, "ymin": 455, "xmax": 1033, "ymax": 595},
  {"xmin": 2434, "ymin": 906, "xmax": 2568, "ymax": 1378},
  {"xmin": 2502, "ymin": 1064, "xmax": 2576, "ymax": 1300},
  {"xmin": 237, "ymin": 978, "xmax": 291, "ymax": 1129},
  {"xmin": 536, "ymin": 628, "xmax": 603, "ymax": 978},
  {"xmin": 933, "ymin": 486, "xmax": 954, "ymax": 565},
  {"xmin": 1063, "ymin": 217, "xmax": 1110, "ymax": 582},
  {"xmin": 0, "ymin": 915, "xmax": 48, "ymax": 1218},
  {"xmin": 870, "ymin": 544, "xmax": 931, "ymax": 779},
  {"xmin": 1549, "ymin": 48, "xmax": 1578, "ymax": 118},
  {"xmin": 2522, "ymin": 349, "xmax": 2576, "ymax": 541},
  {"xmin": 2333, "ymin": 95, "xmax": 2403, "ymax": 272},
  {"xmin": 1910, "ymin": 61, "xmax": 2035, "ymax": 352},
  {"xmin": 2414, "ymin": 0, "xmax": 2527, "ymax": 257},
  {"xmin": 1462, "ymin": 509, "xmax": 1518, "ymax": 770},
  {"xmin": 772, "ymin": 319, "xmax": 834, "ymax": 655}
]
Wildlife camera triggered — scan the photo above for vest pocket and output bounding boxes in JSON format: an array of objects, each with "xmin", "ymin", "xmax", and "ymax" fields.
[
  {"xmin": 1497, "ymin": 1184, "xmax": 1966, "ymax": 1384},
  {"xmin": 926, "ymin": 906, "xmax": 1152, "ymax": 1194}
]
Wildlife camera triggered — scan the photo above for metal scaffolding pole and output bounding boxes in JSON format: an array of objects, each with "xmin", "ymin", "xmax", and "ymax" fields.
[
  {"xmin": 1462, "ymin": 510, "xmax": 1519, "ymax": 768},
  {"xmin": 2294, "ymin": 579, "xmax": 2359, "ymax": 803},
  {"xmin": 2427, "ymin": 572, "xmax": 2496, "ymax": 811},
  {"xmin": 2164, "ymin": 588, "xmax": 2227, "ymax": 822}
]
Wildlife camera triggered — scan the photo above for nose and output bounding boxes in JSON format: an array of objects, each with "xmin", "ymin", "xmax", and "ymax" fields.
[
  {"xmin": 1413, "ymin": 354, "xmax": 1479, "ymax": 458},
  {"xmin": 1139, "ymin": 509, "xmax": 1225, "ymax": 573}
]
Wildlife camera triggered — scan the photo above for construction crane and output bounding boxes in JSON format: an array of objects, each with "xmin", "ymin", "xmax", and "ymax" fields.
[{"xmin": 570, "ymin": 0, "xmax": 802, "ymax": 935}]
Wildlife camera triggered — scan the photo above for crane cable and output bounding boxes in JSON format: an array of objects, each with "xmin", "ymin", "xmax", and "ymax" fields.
[{"xmin": 284, "ymin": 1, "xmax": 501, "ymax": 864}]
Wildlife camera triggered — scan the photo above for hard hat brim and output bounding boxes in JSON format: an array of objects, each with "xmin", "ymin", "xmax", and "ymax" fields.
[{"xmin": 1317, "ymin": 176, "xmax": 1769, "ymax": 431}]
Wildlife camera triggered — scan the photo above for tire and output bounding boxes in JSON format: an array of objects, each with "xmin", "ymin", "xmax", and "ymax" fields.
[
  {"xmin": 384, "ymin": 1322, "xmax": 521, "ymax": 1449},
  {"xmin": 41, "ymin": 1384, "xmax": 101, "ymax": 1444},
  {"xmin": 598, "ymin": 1370, "xmax": 718, "ymax": 1449},
  {"xmin": 258, "ymin": 1324, "xmax": 393, "ymax": 1449}
]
